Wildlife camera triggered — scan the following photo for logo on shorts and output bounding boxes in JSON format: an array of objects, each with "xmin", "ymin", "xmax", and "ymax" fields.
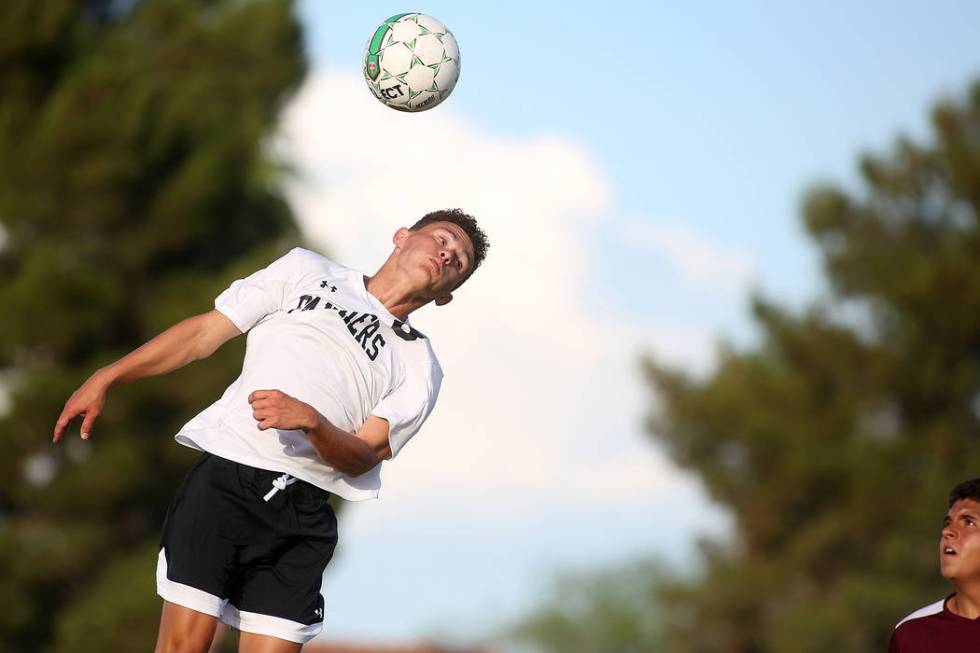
[{"xmin": 314, "ymin": 607, "xmax": 323, "ymax": 618}]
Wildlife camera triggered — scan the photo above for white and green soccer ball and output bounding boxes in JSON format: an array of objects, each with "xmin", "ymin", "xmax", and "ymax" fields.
[{"xmin": 363, "ymin": 13, "xmax": 460, "ymax": 112}]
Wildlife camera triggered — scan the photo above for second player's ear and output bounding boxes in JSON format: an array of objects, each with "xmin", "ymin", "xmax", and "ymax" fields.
[{"xmin": 434, "ymin": 293, "xmax": 453, "ymax": 307}]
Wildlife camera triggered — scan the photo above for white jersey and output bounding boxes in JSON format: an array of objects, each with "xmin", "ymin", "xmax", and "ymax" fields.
[{"xmin": 174, "ymin": 247, "xmax": 442, "ymax": 501}]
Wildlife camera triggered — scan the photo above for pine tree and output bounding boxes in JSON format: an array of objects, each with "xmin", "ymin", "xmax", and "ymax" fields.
[
  {"xmin": 645, "ymin": 81, "xmax": 980, "ymax": 652},
  {"xmin": 0, "ymin": 1, "xmax": 305, "ymax": 650}
]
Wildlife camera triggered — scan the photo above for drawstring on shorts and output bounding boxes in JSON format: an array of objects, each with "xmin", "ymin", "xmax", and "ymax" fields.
[{"xmin": 263, "ymin": 473, "xmax": 297, "ymax": 501}]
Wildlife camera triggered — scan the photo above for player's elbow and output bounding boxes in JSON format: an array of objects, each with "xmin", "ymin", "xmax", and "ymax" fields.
[
  {"xmin": 340, "ymin": 451, "xmax": 383, "ymax": 477},
  {"xmin": 188, "ymin": 311, "xmax": 241, "ymax": 360},
  {"xmin": 309, "ymin": 421, "xmax": 388, "ymax": 476},
  {"xmin": 336, "ymin": 438, "xmax": 386, "ymax": 476}
]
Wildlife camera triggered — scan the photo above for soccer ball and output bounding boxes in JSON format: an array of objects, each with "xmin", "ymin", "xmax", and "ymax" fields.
[{"xmin": 363, "ymin": 13, "xmax": 460, "ymax": 112}]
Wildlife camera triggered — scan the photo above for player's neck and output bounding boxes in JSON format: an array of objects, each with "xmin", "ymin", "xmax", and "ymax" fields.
[
  {"xmin": 363, "ymin": 272, "xmax": 427, "ymax": 321},
  {"xmin": 949, "ymin": 585, "xmax": 980, "ymax": 619}
]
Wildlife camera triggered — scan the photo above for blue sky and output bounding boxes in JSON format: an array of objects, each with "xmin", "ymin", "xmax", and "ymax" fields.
[
  {"xmin": 285, "ymin": 1, "xmax": 980, "ymax": 647},
  {"xmin": 301, "ymin": 0, "xmax": 980, "ymax": 311}
]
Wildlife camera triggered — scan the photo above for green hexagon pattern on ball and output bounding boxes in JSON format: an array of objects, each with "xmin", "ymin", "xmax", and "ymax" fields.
[{"xmin": 363, "ymin": 13, "xmax": 460, "ymax": 112}]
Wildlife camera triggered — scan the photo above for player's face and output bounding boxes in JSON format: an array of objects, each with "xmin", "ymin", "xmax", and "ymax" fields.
[
  {"xmin": 397, "ymin": 221, "xmax": 475, "ymax": 298},
  {"xmin": 940, "ymin": 498, "xmax": 980, "ymax": 586}
]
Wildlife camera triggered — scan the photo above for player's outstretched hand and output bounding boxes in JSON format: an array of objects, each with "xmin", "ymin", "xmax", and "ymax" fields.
[
  {"xmin": 248, "ymin": 389, "xmax": 318, "ymax": 432},
  {"xmin": 53, "ymin": 375, "xmax": 109, "ymax": 443}
]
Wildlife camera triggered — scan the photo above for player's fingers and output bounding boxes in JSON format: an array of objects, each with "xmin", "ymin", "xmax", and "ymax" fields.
[
  {"xmin": 79, "ymin": 410, "xmax": 100, "ymax": 440},
  {"xmin": 253, "ymin": 406, "xmax": 277, "ymax": 421},
  {"xmin": 53, "ymin": 406, "xmax": 80, "ymax": 443},
  {"xmin": 53, "ymin": 417, "xmax": 68, "ymax": 443},
  {"xmin": 248, "ymin": 389, "xmax": 277, "ymax": 404},
  {"xmin": 53, "ymin": 415, "xmax": 69, "ymax": 443}
]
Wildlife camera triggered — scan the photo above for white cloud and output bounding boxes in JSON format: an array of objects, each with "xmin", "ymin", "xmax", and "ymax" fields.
[{"xmin": 618, "ymin": 218, "xmax": 756, "ymax": 296}]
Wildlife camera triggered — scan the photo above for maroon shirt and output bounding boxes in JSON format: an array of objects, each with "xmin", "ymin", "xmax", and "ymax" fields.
[{"xmin": 889, "ymin": 595, "xmax": 980, "ymax": 652}]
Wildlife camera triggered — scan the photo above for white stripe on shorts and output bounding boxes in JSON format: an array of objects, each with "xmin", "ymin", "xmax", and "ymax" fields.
[
  {"xmin": 156, "ymin": 548, "xmax": 227, "ymax": 617},
  {"xmin": 156, "ymin": 547, "xmax": 323, "ymax": 643},
  {"xmin": 221, "ymin": 603, "xmax": 323, "ymax": 643}
]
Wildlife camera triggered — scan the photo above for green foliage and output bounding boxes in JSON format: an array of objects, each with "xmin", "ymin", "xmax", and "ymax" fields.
[
  {"xmin": 509, "ymin": 559, "xmax": 672, "ymax": 653},
  {"xmin": 51, "ymin": 543, "xmax": 163, "ymax": 653},
  {"xmin": 0, "ymin": 1, "xmax": 306, "ymax": 650},
  {"xmin": 510, "ymin": 78, "xmax": 980, "ymax": 653},
  {"xmin": 643, "ymin": 80, "xmax": 980, "ymax": 652}
]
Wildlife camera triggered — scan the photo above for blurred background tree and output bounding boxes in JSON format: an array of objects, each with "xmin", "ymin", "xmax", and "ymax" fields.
[
  {"xmin": 0, "ymin": 1, "xmax": 306, "ymax": 650},
  {"xmin": 511, "ymin": 80, "xmax": 980, "ymax": 653},
  {"xmin": 509, "ymin": 559, "xmax": 672, "ymax": 653}
]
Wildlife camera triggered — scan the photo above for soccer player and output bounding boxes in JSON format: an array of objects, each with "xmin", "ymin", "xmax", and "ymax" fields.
[
  {"xmin": 53, "ymin": 209, "xmax": 488, "ymax": 653},
  {"xmin": 889, "ymin": 478, "xmax": 980, "ymax": 652}
]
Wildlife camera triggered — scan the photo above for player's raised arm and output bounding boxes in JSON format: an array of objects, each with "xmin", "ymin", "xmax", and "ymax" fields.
[{"xmin": 53, "ymin": 309, "xmax": 241, "ymax": 443}]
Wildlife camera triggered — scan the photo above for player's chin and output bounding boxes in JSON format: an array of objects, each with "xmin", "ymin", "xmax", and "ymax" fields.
[
  {"xmin": 424, "ymin": 283, "xmax": 454, "ymax": 302},
  {"xmin": 418, "ymin": 274, "xmax": 447, "ymax": 296},
  {"xmin": 939, "ymin": 560, "xmax": 958, "ymax": 579}
]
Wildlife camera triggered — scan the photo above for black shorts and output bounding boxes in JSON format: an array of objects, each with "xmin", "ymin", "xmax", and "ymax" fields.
[{"xmin": 156, "ymin": 452, "xmax": 338, "ymax": 643}]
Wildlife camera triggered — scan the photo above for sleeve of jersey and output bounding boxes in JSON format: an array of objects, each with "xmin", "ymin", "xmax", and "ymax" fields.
[
  {"xmin": 372, "ymin": 361, "xmax": 443, "ymax": 459},
  {"xmin": 214, "ymin": 248, "xmax": 310, "ymax": 332}
]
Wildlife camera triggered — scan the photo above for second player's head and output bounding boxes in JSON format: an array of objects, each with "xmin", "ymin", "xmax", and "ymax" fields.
[{"xmin": 941, "ymin": 478, "xmax": 980, "ymax": 588}]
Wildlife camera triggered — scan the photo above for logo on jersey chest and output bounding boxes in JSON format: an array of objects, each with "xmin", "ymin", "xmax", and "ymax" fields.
[{"xmin": 287, "ymin": 290, "xmax": 426, "ymax": 360}]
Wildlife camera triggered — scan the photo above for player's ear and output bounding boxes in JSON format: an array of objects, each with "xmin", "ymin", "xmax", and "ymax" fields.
[
  {"xmin": 393, "ymin": 227, "xmax": 410, "ymax": 248},
  {"xmin": 434, "ymin": 293, "xmax": 453, "ymax": 306}
]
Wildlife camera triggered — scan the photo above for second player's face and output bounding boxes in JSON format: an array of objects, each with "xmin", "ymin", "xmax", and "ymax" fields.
[
  {"xmin": 399, "ymin": 222, "xmax": 475, "ymax": 296},
  {"xmin": 940, "ymin": 498, "xmax": 980, "ymax": 586}
]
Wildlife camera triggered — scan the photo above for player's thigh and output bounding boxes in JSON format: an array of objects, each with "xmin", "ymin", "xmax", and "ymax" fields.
[
  {"xmin": 238, "ymin": 631, "xmax": 302, "ymax": 653},
  {"xmin": 155, "ymin": 600, "xmax": 219, "ymax": 653},
  {"xmin": 231, "ymin": 485, "xmax": 337, "ymax": 641}
]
